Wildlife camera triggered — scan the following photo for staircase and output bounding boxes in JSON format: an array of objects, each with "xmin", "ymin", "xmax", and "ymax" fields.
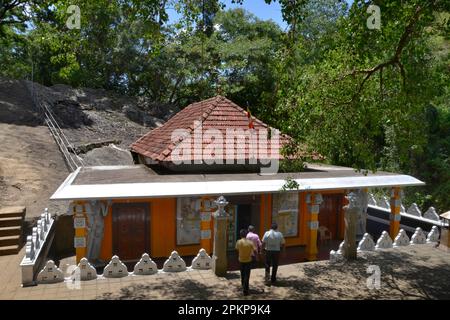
[{"xmin": 0, "ymin": 207, "xmax": 25, "ymax": 256}]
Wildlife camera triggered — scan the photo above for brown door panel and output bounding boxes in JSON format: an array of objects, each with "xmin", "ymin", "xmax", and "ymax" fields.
[
  {"xmin": 319, "ymin": 194, "xmax": 342, "ymax": 240},
  {"xmin": 112, "ymin": 203, "xmax": 150, "ymax": 261}
]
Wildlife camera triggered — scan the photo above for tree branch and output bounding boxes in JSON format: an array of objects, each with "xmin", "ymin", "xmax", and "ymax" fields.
[{"xmin": 338, "ymin": 3, "xmax": 431, "ymax": 104}]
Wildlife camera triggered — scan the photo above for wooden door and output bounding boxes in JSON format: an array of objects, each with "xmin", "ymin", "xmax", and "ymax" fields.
[
  {"xmin": 112, "ymin": 203, "xmax": 150, "ymax": 261},
  {"xmin": 318, "ymin": 194, "xmax": 342, "ymax": 240}
]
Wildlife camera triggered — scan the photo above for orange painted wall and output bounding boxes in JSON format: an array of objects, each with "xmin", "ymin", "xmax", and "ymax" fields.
[
  {"xmin": 96, "ymin": 190, "xmax": 346, "ymax": 261},
  {"xmin": 99, "ymin": 197, "xmax": 202, "ymax": 260}
]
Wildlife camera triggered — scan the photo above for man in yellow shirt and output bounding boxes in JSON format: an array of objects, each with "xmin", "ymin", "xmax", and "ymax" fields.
[{"xmin": 235, "ymin": 229, "xmax": 256, "ymax": 296}]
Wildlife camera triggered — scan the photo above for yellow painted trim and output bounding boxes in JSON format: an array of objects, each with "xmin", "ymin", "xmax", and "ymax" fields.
[{"xmin": 389, "ymin": 187, "xmax": 401, "ymax": 238}]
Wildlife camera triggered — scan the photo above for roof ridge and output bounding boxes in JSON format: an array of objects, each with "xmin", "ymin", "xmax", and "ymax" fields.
[{"xmin": 219, "ymin": 96, "xmax": 269, "ymax": 129}]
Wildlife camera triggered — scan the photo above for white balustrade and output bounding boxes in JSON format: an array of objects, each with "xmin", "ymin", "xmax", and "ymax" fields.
[
  {"xmin": 423, "ymin": 207, "xmax": 440, "ymax": 221},
  {"xmin": 393, "ymin": 229, "xmax": 410, "ymax": 247},
  {"xmin": 163, "ymin": 251, "xmax": 186, "ymax": 272},
  {"xmin": 191, "ymin": 249, "xmax": 212, "ymax": 270},
  {"xmin": 375, "ymin": 231, "xmax": 393, "ymax": 250},
  {"xmin": 406, "ymin": 203, "xmax": 422, "ymax": 217},
  {"xmin": 72, "ymin": 257, "xmax": 97, "ymax": 281},
  {"xmin": 133, "ymin": 253, "xmax": 158, "ymax": 275},
  {"xmin": 103, "ymin": 255, "xmax": 128, "ymax": 278},
  {"xmin": 37, "ymin": 260, "xmax": 64, "ymax": 284},
  {"xmin": 357, "ymin": 233, "xmax": 375, "ymax": 252},
  {"xmin": 410, "ymin": 227, "xmax": 427, "ymax": 245}
]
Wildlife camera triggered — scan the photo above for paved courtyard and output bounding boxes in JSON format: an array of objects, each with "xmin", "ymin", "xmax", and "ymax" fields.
[{"xmin": 0, "ymin": 244, "xmax": 449, "ymax": 300}]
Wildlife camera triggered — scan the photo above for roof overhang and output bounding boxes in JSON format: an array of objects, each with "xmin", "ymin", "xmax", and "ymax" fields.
[{"xmin": 50, "ymin": 166, "xmax": 425, "ymax": 201}]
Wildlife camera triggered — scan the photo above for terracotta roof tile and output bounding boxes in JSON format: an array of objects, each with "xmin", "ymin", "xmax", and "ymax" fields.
[{"xmin": 130, "ymin": 96, "xmax": 293, "ymax": 163}]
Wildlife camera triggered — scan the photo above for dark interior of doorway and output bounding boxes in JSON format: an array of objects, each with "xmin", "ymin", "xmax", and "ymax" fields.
[{"xmin": 236, "ymin": 204, "xmax": 252, "ymax": 239}]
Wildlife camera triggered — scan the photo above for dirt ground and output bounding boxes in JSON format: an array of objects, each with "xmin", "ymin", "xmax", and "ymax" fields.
[
  {"xmin": 0, "ymin": 78, "xmax": 169, "ymax": 218},
  {"xmin": 0, "ymin": 79, "xmax": 69, "ymax": 218},
  {"xmin": 0, "ymin": 123, "xmax": 70, "ymax": 218},
  {"xmin": 95, "ymin": 244, "xmax": 450, "ymax": 300}
]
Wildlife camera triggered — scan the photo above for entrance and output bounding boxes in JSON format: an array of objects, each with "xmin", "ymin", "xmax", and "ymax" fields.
[
  {"xmin": 318, "ymin": 194, "xmax": 342, "ymax": 240},
  {"xmin": 236, "ymin": 204, "xmax": 252, "ymax": 240},
  {"xmin": 112, "ymin": 202, "xmax": 150, "ymax": 261},
  {"xmin": 226, "ymin": 195, "xmax": 261, "ymax": 250}
]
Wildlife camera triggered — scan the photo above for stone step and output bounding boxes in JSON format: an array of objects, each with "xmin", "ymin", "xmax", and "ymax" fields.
[
  {"xmin": 0, "ymin": 216, "xmax": 23, "ymax": 228},
  {"xmin": 0, "ymin": 206, "xmax": 25, "ymax": 219},
  {"xmin": 0, "ymin": 226, "xmax": 22, "ymax": 237},
  {"xmin": 0, "ymin": 235, "xmax": 20, "ymax": 247},
  {"xmin": 0, "ymin": 245, "xmax": 19, "ymax": 256}
]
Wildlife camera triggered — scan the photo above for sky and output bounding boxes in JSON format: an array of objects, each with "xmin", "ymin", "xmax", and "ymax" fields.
[
  {"xmin": 167, "ymin": 0, "xmax": 288, "ymax": 30},
  {"xmin": 167, "ymin": 0, "xmax": 354, "ymax": 31},
  {"xmin": 220, "ymin": 0, "xmax": 288, "ymax": 30}
]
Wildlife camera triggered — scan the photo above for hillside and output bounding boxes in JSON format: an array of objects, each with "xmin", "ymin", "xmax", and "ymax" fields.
[{"xmin": 0, "ymin": 78, "xmax": 174, "ymax": 217}]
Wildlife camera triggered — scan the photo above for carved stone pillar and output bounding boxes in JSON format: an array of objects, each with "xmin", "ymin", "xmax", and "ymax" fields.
[
  {"xmin": 343, "ymin": 191, "xmax": 362, "ymax": 260},
  {"xmin": 86, "ymin": 200, "xmax": 110, "ymax": 263},
  {"xmin": 212, "ymin": 196, "xmax": 228, "ymax": 277},
  {"xmin": 356, "ymin": 188, "xmax": 369, "ymax": 240}
]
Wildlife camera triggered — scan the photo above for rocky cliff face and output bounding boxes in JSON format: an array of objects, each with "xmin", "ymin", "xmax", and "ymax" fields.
[{"xmin": 0, "ymin": 78, "xmax": 174, "ymax": 217}]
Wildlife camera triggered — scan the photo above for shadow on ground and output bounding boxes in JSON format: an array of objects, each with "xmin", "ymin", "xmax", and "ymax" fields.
[{"xmin": 96, "ymin": 246, "xmax": 450, "ymax": 300}]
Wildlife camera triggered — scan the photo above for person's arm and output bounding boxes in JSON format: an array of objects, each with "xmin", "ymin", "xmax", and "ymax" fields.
[
  {"xmin": 281, "ymin": 236, "xmax": 286, "ymax": 252},
  {"xmin": 261, "ymin": 233, "xmax": 267, "ymax": 253},
  {"xmin": 257, "ymin": 237, "xmax": 262, "ymax": 254}
]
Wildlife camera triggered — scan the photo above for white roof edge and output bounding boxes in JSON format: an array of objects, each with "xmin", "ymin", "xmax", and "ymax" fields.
[
  {"xmin": 50, "ymin": 167, "xmax": 81, "ymax": 197},
  {"xmin": 50, "ymin": 174, "xmax": 425, "ymax": 201}
]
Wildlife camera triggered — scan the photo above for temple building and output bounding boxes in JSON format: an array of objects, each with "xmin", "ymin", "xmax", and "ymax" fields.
[{"xmin": 50, "ymin": 96, "xmax": 424, "ymax": 266}]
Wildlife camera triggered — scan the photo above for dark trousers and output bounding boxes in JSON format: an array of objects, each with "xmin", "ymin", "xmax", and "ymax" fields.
[
  {"xmin": 240, "ymin": 262, "xmax": 252, "ymax": 294},
  {"xmin": 265, "ymin": 250, "xmax": 280, "ymax": 282}
]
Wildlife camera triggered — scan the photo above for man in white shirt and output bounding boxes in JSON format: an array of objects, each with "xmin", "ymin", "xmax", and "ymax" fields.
[{"xmin": 262, "ymin": 222, "xmax": 285, "ymax": 284}]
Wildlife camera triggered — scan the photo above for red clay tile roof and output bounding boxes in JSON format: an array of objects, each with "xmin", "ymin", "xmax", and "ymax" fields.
[{"xmin": 130, "ymin": 96, "xmax": 291, "ymax": 163}]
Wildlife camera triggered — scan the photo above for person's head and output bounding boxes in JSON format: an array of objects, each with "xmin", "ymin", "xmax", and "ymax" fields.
[
  {"xmin": 248, "ymin": 225, "xmax": 255, "ymax": 233},
  {"xmin": 240, "ymin": 229, "xmax": 248, "ymax": 239},
  {"xmin": 271, "ymin": 222, "xmax": 278, "ymax": 230}
]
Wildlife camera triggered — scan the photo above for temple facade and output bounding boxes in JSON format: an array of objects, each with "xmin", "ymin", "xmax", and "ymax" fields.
[{"xmin": 50, "ymin": 96, "xmax": 424, "ymax": 266}]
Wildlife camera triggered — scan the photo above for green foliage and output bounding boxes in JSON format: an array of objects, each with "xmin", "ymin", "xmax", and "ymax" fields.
[
  {"xmin": 281, "ymin": 177, "xmax": 300, "ymax": 191},
  {"xmin": 0, "ymin": 0, "xmax": 449, "ymax": 211}
]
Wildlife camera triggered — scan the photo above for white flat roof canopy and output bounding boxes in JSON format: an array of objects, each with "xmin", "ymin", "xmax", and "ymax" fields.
[{"xmin": 50, "ymin": 165, "xmax": 425, "ymax": 201}]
